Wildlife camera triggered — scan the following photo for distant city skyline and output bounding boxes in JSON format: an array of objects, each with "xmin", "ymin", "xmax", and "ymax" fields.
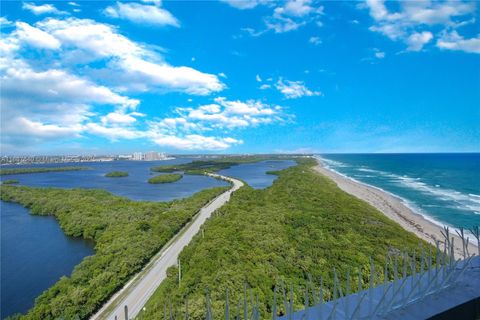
[{"xmin": 1, "ymin": 1, "xmax": 479, "ymax": 155}]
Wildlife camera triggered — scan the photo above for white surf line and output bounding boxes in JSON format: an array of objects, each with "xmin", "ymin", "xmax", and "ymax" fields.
[{"xmin": 90, "ymin": 174, "xmax": 243, "ymax": 320}]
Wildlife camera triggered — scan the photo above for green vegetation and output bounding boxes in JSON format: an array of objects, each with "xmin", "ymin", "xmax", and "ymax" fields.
[
  {"xmin": 0, "ymin": 166, "xmax": 89, "ymax": 176},
  {"xmin": 104, "ymin": 171, "xmax": 129, "ymax": 177},
  {"xmin": 1, "ymin": 179, "xmax": 19, "ymax": 184},
  {"xmin": 0, "ymin": 184, "xmax": 229, "ymax": 320},
  {"xmin": 151, "ymin": 156, "xmax": 273, "ymax": 175},
  {"xmin": 148, "ymin": 173, "xmax": 183, "ymax": 184},
  {"xmin": 141, "ymin": 158, "xmax": 431, "ymax": 319}
]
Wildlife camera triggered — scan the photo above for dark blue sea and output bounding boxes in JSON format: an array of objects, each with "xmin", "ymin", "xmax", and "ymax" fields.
[
  {"xmin": 0, "ymin": 158, "xmax": 292, "ymax": 319},
  {"xmin": 319, "ymin": 153, "xmax": 480, "ymax": 230}
]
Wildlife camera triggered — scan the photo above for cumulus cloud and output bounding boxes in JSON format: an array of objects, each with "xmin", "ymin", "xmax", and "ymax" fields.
[
  {"xmin": 266, "ymin": 0, "xmax": 323, "ymax": 33},
  {"xmin": 0, "ymin": 15, "xmax": 285, "ymax": 151},
  {"xmin": 14, "ymin": 22, "xmax": 61, "ymax": 49},
  {"xmin": 309, "ymin": 36, "xmax": 322, "ymax": 45},
  {"xmin": 436, "ymin": 31, "xmax": 480, "ymax": 54},
  {"xmin": 149, "ymin": 134, "xmax": 243, "ymax": 150},
  {"xmin": 144, "ymin": 97, "xmax": 290, "ymax": 150},
  {"xmin": 220, "ymin": 0, "xmax": 268, "ymax": 10},
  {"xmin": 361, "ymin": 0, "xmax": 477, "ymax": 53},
  {"xmin": 22, "ymin": 2, "xmax": 67, "ymax": 15},
  {"xmin": 104, "ymin": 2, "xmax": 179, "ymax": 27},
  {"xmin": 226, "ymin": 0, "xmax": 323, "ymax": 35},
  {"xmin": 275, "ymin": 78, "xmax": 321, "ymax": 99},
  {"xmin": 0, "ymin": 17, "xmax": 13, "ymax": 27},
  {"xmin": 406, "ymin": 31, "xmax": 433, "ymax": 51},
  {"xmin": 32, "ymin": 17, "xmax": 224, "ymax": 94},
  {"xmin": 0, "ymin": 60, "xmax": 140, "ymax": 144}
]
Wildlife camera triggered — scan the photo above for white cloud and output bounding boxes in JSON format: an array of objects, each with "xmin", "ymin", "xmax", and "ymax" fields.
[
  {"xmin": 101, "ymin": 111, "xmax": 142, "ymax": 125},
  {"xmin": 227, "ymin": 0, "xmax": 323, "ymax": 35},
  {"xmin": 22, "ymin": 2, "xmax": 66, "ymax": 15},
  {"xmin": 150, "ymin": 134, "xmax": 243, "ymax": 150},
  {"xmin": 1, "ymin": 17, "xmax": 13, "ymax": 27},
  {"xmin": 309, "ymin": 36, "xmax": 322, "ymax": 45},
  {"xmin": 275, "ymin": 79, "xmax": 321, "ymax": 99},
  {"xmin": 143, "ymin": 96, "xmax": 289, "ymax": 150},
  {"xmin": 256, "ymin": 74, "xmax": 262, "ymax": 82},
  {"xmin": 104, "ymin": 2, "xmax": 179, "ymax": 27},
  {"xmin": 117, "ymin": 56, "xmax": 225, "ymax": 95},
  {"xmin": 85, "ymin": 123, "xmax": 144, "ymax": 140},
  {"xmin": 68, "ymin": 2, "xmax": 80, "ymax": 6},
  {"xmin": 33, "ymin": 17, "xmax": 224, "ymax": 94},
  {"xmin": 362, "ymin": 0, "xmax": 476, "ymax": 53},
  {"xmin": 15, "ymin": 22, "xmax": 61, "ymax": 49},
  {"xmin": 375, "ymin": 51, "xmax": 385, "ymax": 58},
  {"xmin": 220, "ymin": 0, "xmax": 266, "ymax": 10},
  {"xmin": 37, "ymin": 18, "xmax": 144, "ymax": 60},
  {"xmin": 259, "ymin": 84, "xmax": 271, "ymax": 90},
  {"xmin": 0, "ymin": 59, "xmax": 139, "ymax": 145},
  {"xmin": 2, "ymin": 65, "xmax": 138, "ymax": 109},
  {"xmin": 436, "ymin": 31, "xmax": 480, "ymax": 54},
  {"xmin": 0, "ymin": 15, "xmax": 287, "ymax": 151},
  {"xmin": 3, "ymin": 117, "xmax": 82, "ymax": 140},
  {"xmin": 266, "ymin": 0, "xmax": 323, "ymax": 33},
  {"xmin": 406, "ymin": 31, "xmax": 433, "ymax": 51}
]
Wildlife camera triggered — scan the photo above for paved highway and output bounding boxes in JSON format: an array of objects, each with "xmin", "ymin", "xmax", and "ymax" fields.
[{"xmin": 91, "ymin": 174, "xmax": 243, "ymax": 320}]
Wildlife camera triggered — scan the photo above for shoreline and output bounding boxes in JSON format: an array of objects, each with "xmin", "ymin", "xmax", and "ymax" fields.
[{"xmin": 313, "ymin": 158, "xmax": 478, "ymax": 258}]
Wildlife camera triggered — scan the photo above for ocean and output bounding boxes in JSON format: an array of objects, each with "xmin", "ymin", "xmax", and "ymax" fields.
[{"xmin": 319, "ymin": 153, "xmax": 480, "ymax": 230}]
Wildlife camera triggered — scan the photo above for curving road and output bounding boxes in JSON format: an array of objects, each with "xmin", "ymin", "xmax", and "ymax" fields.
[{"xmin": 91, "ymin": 174, "xmax": 243, "ymax": 320}]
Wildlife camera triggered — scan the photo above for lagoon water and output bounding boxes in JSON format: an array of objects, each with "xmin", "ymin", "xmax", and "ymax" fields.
[
  {"xmin": 0, "ymin": 158, "xmax": 294, "ymax": 318},
  {"xmin": 320, "ymin": 153, "xmax": 480, "ymax": 229},
  {"xmin": 219, "ymin": 160, "xmax": 296, "ymax": 189},
  {"xmin": 0, "ymin": 159, "xmax": 229, "ymax": 202},
  {"xmin": 1, "ymin": 202, "xmax": 94, "ymax": 319}
]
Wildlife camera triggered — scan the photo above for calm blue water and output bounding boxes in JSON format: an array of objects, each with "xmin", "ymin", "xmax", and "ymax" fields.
[
  {"xmin": 1, "ymin": 159, "xmax": 294, "ymax": 318},
  {"xmin": 319, "ymin": 154, "xmax": 480, "ymax": 229},
  {"xmin": 0, "ymin": 159, "xmax": 229, "ymax": 202},
  {"xmin": 1, "ymin": 202, "xmax": 94, "ymax": 319},
  {"xmin": 219, "ymin": 160, "xmax": 296, "ymax": 189}
]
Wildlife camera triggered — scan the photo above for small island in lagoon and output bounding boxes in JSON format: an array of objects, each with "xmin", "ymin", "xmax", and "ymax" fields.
[
  {"xmin": 1, "ymin": 179, "xmax": 19, "ymax": 185},
  {"xmin": 105, "ymin": 171, "xmax": 129, "ymax": 178},
  {"xmin": 148, "ymin": 173, "xmax": 182, "ymax": 184}
]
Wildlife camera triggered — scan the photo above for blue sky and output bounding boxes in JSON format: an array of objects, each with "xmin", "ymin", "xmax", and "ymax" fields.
[{"xmin": 1, "ymin": 0, "xmax": 479, "ymax": 155}]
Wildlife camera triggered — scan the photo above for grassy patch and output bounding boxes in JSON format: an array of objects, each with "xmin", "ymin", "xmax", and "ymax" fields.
[
  {"xmin": 0, "ymin": 185, "xmax": 229, "ymax": 319},
  {"xmin": 0, "ymin": 166, "xmax": 89, "ymax": 175},
  {"xmin": 1, "ymin": 179, "xmax": 19, "ymax": 184},
  {"xmin": 105, "ymin": 171, "xmax": 129, "ymax": 177},
  {"xmin": 141, "ymin": 158, "xmax": 431, "ymax": 319},
  {"xmin": 148, "ymin": 173, "xmax": 183, "ymax": 184}
]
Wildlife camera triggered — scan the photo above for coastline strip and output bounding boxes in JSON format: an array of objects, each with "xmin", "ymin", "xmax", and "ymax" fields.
[{"xmin": 313, "ymin": 157, "xmax": 478, "ymax": 258}]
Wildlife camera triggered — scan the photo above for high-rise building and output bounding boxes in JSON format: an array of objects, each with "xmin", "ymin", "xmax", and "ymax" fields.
[
  {"xmin": 132, "ymin": 152, "xmax": 143, "ymax": 161},
  {"xmin": 144, "ymin": 151, "xmax": 167, "ymax": 161}
]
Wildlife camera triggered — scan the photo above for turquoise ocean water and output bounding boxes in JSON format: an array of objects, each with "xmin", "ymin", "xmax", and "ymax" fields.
[{"xmin": 318, "ymin": 153, "xmax": 480, "ymax": 230}]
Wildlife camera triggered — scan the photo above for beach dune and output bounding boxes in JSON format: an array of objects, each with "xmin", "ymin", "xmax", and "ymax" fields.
[{"xmin": 314, "ymin": 158, "xmax": 478, "ymax": 258}]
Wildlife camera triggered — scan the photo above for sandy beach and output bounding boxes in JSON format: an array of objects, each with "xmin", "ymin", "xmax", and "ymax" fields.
[{"xmin": 314, "ymin": 158, "xmax": 478, "ymax": 259}]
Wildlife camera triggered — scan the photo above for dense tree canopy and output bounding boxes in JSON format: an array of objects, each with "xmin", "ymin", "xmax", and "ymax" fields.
[
  {"xmin": 1, "ymin": 185, "xmax": 229, "ymax": 319},
  {"xmin": 148, "ymin": 173, "xmax": 182, "ymax": 184},
  {"xmin": 141, "ymin": 158, "xmax": 430, "ymax": 319}
]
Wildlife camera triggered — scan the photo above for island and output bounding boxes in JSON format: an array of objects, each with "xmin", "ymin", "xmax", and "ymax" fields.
[
  {"xmin": 148, "ymin": 173, "xmax": 182, "ymax": 184},
  {"xmin": 150, "ymin": 156, "xmax": 271, "ymax": 175},
  {"xmin": 1, "ymin": 179, "xmax": 19, "ymax": 184},
  {"xmin": 0, "ymin": 166, "xmax": 89, "ymax": 176},
  {"xmin": 105, "ymin": 171, "xmax": 129, "ymax": 177}
]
